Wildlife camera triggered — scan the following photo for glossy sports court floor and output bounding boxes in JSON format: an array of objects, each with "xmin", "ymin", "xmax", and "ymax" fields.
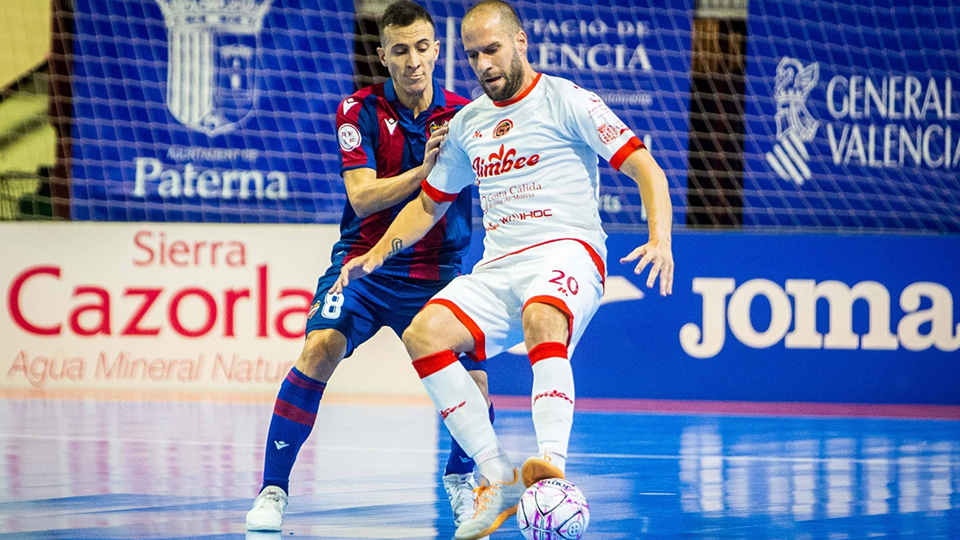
[{"xmin": 1, "ymin": 395, "xmax": 958, "ymax": 539}]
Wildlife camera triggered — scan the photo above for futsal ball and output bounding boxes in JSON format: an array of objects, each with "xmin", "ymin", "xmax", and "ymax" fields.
[{"xmin": 517, "ymin": 478, "xmax": 590, "ymax": 540}]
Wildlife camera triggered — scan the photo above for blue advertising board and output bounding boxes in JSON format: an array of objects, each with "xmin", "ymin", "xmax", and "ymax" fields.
[
  {"xmin": 743, "ymin": 0, "xmax": 960, "ymax": 232},
  {"xmin": 70, "ymin": 0, "xmax": 355, "ymax": 222},
  {"xmin": 485, "ymin": 231, "xmax": 960, "ymax": 405},
  {"xmin": 424, "ymin": 0, "xmax": 692, "ymax": 229}
]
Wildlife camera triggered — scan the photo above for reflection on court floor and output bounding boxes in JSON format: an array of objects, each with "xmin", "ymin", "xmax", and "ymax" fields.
[{"xmin": 1, "ymin": 397, "xmax": 958, "ymax": 539}]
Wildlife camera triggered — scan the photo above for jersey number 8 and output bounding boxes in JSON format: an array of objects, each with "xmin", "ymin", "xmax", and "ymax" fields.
[{"xmin": 321, "ymin": 293, "xmax": 344, "ymax": 319}]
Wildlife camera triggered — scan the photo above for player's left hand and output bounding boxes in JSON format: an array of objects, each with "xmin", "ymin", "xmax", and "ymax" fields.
[
  {"xmin": 620, "ymin": 239, "xmax": 674, "ymax": 296},
  {"xmin": 330, "ymin": 252, "xmax": 384, "ymax": 294},
  {"xmin": 421, "ymin": 125, "xmax": 448, "ymax": 178}
]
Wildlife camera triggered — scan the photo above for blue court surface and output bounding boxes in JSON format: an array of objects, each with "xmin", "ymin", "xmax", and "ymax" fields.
[{"xmin": 1, "ymin": 396, "xmax": 958, "ymax": 539}]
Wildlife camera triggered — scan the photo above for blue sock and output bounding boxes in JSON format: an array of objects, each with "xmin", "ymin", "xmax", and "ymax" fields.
[
  {"xmin": 261, "ymin": 367, "xmax": 326, "ymax": 494},
  {"xmin": 444, "ymin": 403, "xmax": 495, "ymax": 476}
]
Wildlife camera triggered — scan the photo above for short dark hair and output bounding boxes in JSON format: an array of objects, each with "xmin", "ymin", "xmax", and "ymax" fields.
[{"xmin": 379, "ymin": 1, "xmax": 435, "ymax": 35}]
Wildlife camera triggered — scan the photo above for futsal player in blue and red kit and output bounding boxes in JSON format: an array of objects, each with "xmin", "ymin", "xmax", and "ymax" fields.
[{"xmin": 245, "ymin": 1, "xmax": 492, "ymax": 532}]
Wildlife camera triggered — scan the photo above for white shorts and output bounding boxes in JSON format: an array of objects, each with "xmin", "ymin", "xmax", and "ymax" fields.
[{"xmin": 426, "ymin": 239, "xmax": 606, "ymax": 361}]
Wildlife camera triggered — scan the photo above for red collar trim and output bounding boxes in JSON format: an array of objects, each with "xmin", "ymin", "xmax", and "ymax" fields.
[{"xmin": 492, "ymin": 72, "xmax": 542, "ymax": 108}]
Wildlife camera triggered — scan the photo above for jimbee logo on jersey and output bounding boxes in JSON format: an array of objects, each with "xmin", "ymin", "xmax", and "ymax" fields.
[
  {"xmin": 493, "ymin": 119, "xmax": 513, "ymax": 139},
  {"xmin": 472, "ymin": 144, "xmax": 540, "ymax": 179},
  {"xmin": 155, "ymin": 0, "xmax": 273, "ymax": 136},
  {"xmin": 307, "ymin": 301, "xmax": 321, "ymax": 320}
]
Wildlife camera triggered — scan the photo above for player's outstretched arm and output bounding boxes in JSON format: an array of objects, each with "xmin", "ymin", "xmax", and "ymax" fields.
[
  {"xmin": 331, "ymin": 190, "xmax": 450, "ymax": 293},
  {"xmin": 618, "ymin": 147, "xmax": 675, "ymax": 296},
  {"xmin": 344, "ymin": 126, "xmax": 449, "ymax": 218}
]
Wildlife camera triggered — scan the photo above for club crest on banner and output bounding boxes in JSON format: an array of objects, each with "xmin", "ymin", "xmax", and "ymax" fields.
[
  {"xmin": 155, "ymin": 0, "xmax": 273, "ymax": 136},
  {"xmin": 765, "ymin": 57, "xmax": 820, "ymax": 185}
]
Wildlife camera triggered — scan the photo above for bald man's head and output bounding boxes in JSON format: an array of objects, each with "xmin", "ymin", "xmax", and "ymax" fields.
[
  {"xmin": 463, "ymin": 0, "xmax": 522, "ymax": 38},
  {"xmin": 460, "ymin": 0, "xmax": 533, "ymax": 102}
]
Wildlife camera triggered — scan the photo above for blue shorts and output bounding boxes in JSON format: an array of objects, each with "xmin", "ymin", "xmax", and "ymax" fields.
[{"xmin": 305, "ymin": 266, "xmax": 486, "ymax": 372}]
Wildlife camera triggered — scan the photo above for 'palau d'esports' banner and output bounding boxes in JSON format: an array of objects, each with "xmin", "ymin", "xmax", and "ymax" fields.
[
  {"xmin": 70, "ymin": 0, "xmax": 355, "ymax": 222},
  {"xmin": 744, "ymin": 0, "xmax": 960, "ymax": 232}
]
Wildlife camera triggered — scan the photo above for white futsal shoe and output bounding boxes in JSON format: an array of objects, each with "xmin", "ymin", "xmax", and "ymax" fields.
[
  {"xmin": 245, "ymin": 486, "xmax": 287, "ymax": 531},
  {"xmin": 443, "ymin": 472, "xmax": 480, "ymax": 527},
  {"xmin": 453, "ymin": 469, "xmax": 524, "ymax": 540}
]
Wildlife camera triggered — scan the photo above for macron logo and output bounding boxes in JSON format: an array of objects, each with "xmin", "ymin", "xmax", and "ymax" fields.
[
  {"xmin": 343, "ymin": 98, "xmax": 358, "ymax": 115},
  {"xmin": 440, "ymin": 401, "xmax": 467, "ymax": 420},
  {"xmin": 385, "ymin": 118, "xmax": 398, "ymax": 135},
  {"xmin": 274, "ymin": 440, "xmax": 290, "ymax": 450}
]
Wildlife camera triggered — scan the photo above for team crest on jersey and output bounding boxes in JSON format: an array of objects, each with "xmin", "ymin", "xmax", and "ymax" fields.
[
  {"xmin": 597, "ymin": 123, "xmax": 619, "ymax": 144},
  {"xmin": 493, "ymin": 119, "xmax": 513, "ymax": 139},
  {"xmin": 429, "ymin": 120, "xmax": 448, "ymax": 134},
  {"xmin": 338, "ymin": 124, "xmax": 361, "ymax": 151},
  {"xmin": 307, "ymin": 301, "xmax": 321, "ymax": 320}
]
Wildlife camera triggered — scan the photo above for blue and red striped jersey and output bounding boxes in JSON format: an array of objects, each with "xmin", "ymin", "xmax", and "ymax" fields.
[{"xmin": 332, "ymin": 79, "xmax": 472, "ymax": 281}]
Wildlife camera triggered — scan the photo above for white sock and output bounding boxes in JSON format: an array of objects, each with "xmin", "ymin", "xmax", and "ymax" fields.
[
  {"xmin": 414, "ymin": 350, "xmax": 509, "ymax": 478},
  {"xmin": 476, "ymin": 451, "xmax": 516, "ymax": 484},
  {"xmin": 529, "ymin": 342, "xmax": 574, "ymax": 474}
]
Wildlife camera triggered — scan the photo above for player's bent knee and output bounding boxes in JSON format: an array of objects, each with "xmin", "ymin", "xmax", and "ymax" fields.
[
  {"xmin": 401, "ymin": 313, "xmax": 439, "ymax": 358},
  {"xmin": 296, "ymin": 329, "xmax": 348, "ymax": 380},
  {"xmin": 402, "ymin": 305, "xmax": 472, "ymax": 359},
  {"xmin": 522, "ymin": 302, "xmax": 570, "ymax": 344}
]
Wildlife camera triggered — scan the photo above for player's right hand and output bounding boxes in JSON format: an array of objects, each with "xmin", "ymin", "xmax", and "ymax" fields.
[
  {"xmin": 620, "ymin": 239, "xmax": 674, "ymax": 296},
  {"xmin": 330, "ymin": 253, "xmax": 384, "ymax": 294},
  {"xmin": 421, "ymin": 125, "xmax": 448, "ymax": 179}
]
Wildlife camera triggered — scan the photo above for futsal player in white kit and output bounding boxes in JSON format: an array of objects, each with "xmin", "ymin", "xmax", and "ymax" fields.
[{"xmin": 333, "ymin": 1, "xmax": 675, "ymax": 538}]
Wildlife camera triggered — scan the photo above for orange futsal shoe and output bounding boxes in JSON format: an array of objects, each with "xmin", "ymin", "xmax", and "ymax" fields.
[{"xmin": 521, "ymin": 455, "xmax": 565, "ymax": 487}]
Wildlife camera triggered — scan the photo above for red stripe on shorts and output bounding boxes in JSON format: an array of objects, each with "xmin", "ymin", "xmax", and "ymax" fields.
[
  {"xmin": 425, "ymin": 298, "xmax": 488, "ymax": 362},
  {"xmin": 523, "ymin": 295, "xmax": 574, "ymax": 347},
  {"xmin": 477, "ymin": 238, "xmax": 606, "ymax": 288}
]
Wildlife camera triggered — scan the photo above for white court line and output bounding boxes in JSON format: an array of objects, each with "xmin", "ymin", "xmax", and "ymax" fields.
[{"xmin": 1, "ymin": 432, "xmax": 955, "ymax": 468}]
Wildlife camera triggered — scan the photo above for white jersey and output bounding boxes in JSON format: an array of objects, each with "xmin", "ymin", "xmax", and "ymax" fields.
[{"xmin": 422, "ymin": 73, "xmax": 644, "ymax": 266}]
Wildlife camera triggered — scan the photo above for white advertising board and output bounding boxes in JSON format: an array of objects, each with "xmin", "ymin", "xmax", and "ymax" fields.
[{"xmin": 1, "ymin": 223, "xmax": 425, "ymax": 397}]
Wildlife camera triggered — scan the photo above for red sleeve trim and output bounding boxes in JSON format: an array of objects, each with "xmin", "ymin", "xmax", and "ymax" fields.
[
  {"xmin": 609, "ymin": 136, "xmax": 645, "ymax": 171},
  {"xmin": 420, "ymin": 179, "xmax": 458, "ymax": 203}
]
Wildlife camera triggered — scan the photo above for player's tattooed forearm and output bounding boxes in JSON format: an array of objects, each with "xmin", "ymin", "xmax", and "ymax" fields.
[{"xmin": 388, "ymin": 238, "xmax": 403, "ymax": 258}]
